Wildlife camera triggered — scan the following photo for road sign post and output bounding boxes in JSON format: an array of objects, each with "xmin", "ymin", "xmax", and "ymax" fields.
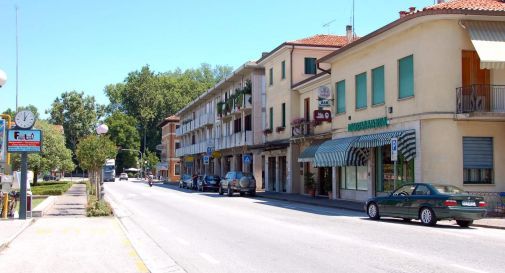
[{"xmin": 391, "ymin": 137, "xmax": 398, "ymax": 190}]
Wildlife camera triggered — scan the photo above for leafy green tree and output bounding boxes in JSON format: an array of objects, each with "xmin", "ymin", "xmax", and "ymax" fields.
[
  {"xmin": 76, "ymin": 135, "xmax": 117, "ymax": 199},
  {"xmin": 47, "ymin": 91, "xmax": 105, "ymax": 156},
  {"xmin": 143, "ymin": 149, "xmax": 159, "ymax": 174},
  {"xmin": 105, "ymin": 111, "xmax": 140, "ymax": 173},
  {"xmin": 2, "ymin": 105, "xmax": 40, "ymax": 120}
]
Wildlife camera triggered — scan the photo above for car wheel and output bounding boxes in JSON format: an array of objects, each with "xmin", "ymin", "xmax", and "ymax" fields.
[
  {"xmin": 419, "ymin": 207, "xmax": 437, "ymax": 226},
  {"xmin": 250, "ymin": 190, "xmax": 256, "ymax": 197},
  {"xmin": 456, "ymin": 220, "xmax": 473, "ymax": 228},
  {"xmin": 227, "ymin": 186, "xmax": 233, "ymax": 197},
  {"xmin": 218, "ymin": 186, "xmax": 223, "ymax": 195},
  {"xmin": 239, "ymin": 192, "xmax": 245, "ymax": 197},
  {"xmin": 367, "ymin": 203, "xmax": 380, "ymax": 220}
]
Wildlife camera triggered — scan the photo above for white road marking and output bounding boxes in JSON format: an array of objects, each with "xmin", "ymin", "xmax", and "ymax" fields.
[
  {"xmin": 450, "ymin": 264, "xmax": 489, "ymax": 273},
  {"xmin": 175, "ymin": 238, "xmax": 190, "ymax": 246},
  {"xmin": 199, "ymin": 252, "xmax": 219, "ymax": 265}
]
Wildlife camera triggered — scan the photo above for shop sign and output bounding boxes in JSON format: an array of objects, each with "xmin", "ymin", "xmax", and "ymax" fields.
[
  {"xmin": 318, "ymin": 99, "xmax": 331, "ymax": 107},
  {"xmin": 317, "ymin": 85, "xmax": 331, "ymax": 99},
  {"xmin": 391, "ymin": 137, "xmax": 398, "ymax": 161},
  {"xmin": 185, "ymin": 156, "xmax": 194, "ymax": 162},
  {"xmin": 211, "ymin": 151, "xmax": 221, "ymax": 159},
  {"xmin": 7, "ymin": 129, "xmax": 42, "ymax": 153},
  {"xmin": 203, "ymin": 155, "xmax": 210, "ymax": 165},
  {"xmin": 314, "ymin": 110, "xmax": 331, "ymax": 122},
  {"xmin": 348, "ymin": 117, "xmax": 388, "ymax": 132}
]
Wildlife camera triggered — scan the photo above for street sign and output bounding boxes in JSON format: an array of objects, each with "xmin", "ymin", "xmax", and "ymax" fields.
[
  {"xmin": 313, "ymin": 110, "xmax": 332, "ymax": 122},
  {"xmin": 243, "ymin": 154, "xmax": 252, "ymax": 165},
  {"xmin": 203, "ymin": 155, "xmax": 210, "ymax": 165},
  {"xmin": 391, "ymin": 137, "xmax": 398, "ymax": 161},
  {"xmin": 206, "ymin": 146, "xmax": 214, "ymax": 155},
  {"xmin": 318, "ymin": 99, "xmax": 331, "ymax": 107},
  {"xmin": 7, "ymin": 129, "xmax": 42, "ymax": 153},
  {"xmin": 317, "ymin": 85, "xmax": 331, "ymax": 99}
]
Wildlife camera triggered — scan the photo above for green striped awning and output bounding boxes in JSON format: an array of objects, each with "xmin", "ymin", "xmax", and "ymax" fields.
[
  {"xmin": 353, "ymin": 130, "xmax": 417, "ymax": 161},
  {"xmin": 298, "ymin": 141, "xmax": 323, "ymax": 163},
  {"xmin": 314, "ymin": 137, "xmax": 360, "ymax": 167}
]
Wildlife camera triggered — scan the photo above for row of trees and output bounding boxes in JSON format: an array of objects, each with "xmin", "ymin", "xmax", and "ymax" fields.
[{"xmin": 2, "ymin": 63, "xmax": 232, "ymax": 181}]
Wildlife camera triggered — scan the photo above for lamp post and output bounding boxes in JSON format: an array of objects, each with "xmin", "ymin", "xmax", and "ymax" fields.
[
  {"xmin": 96, "ymin": 124, "xmax": 108, "ymax": 200},
  {"xmin": 0, "ymin": 69, "xmax": 7, "ymax": 88}
]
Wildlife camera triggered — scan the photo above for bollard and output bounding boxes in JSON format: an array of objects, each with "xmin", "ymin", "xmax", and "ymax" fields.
[{"xmin": 2, "ymin": 192, "xmax": 8, "ymax": 219}]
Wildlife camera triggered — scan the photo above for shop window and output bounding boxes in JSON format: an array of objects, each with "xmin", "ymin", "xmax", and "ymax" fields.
[
  {"xmin": 375, "ymin": 145, "xmax": 415, "ymax": 193},
  {"xmin": 269, "ymin": 107, "xmax": 273, "ymax": 130},
  {"xmin": 174, "ymin": 164, "xmax": 181, "ymax": 175},
  {"xmin": 340, "ymin": 166, "xmax": 368, "ymax": 191},
  {"xmin": 463, "ymin": 137, "xmax": 493, "ymax": 184}
]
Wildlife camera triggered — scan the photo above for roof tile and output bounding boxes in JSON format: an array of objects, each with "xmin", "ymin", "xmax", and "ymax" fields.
[
  {"xmin": 424, "ymin": 0, "xmax": 505, "ymax": 12},
  {"xmin": 289, "ymin": 34, "xmax": 351, "ymax": 47}
]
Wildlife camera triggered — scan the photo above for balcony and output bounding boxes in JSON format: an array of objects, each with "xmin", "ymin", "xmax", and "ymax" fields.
[
  {"xmin": 291, "ymin": 120, "xmax": 315, "ymax": 137},
  {"xmin": 457, "ymin": 85, "xmax": 505, "ymax": 114}
]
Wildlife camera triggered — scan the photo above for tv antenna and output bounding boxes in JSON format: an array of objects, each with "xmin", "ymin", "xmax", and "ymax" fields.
[{"xmin": 322, "ymin": 19, "xmax": 336, "ymax": 34}]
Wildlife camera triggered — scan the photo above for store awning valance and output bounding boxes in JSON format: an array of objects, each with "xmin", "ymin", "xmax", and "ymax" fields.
[
  {"xmin": 463, "ymin": 20, "xmax": 505, "ymax": 69},
  {"xmin": 353, "ymin": 129, "xmax": 416, "ymax": 161},
  {"xmin": 314, "ymin": 137, "xmax": 364, "ymax": 167},
  {"xmin": 298, "ymin": 141, "xmax": 323, "ymax": 163}
]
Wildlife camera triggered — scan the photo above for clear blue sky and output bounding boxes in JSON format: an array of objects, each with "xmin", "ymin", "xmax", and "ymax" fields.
[{"xmin": 0, "ymin": 0, "xmax": 434, "ymax": 118}]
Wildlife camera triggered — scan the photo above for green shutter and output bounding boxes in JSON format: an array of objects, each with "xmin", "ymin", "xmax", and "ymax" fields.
[
  {"xmin": 269, "ymin": 107, "xmax": 273, "ymax": 130},
  {"xmin": 304, "ymin": 58, "xmax": 316, "ymax": 74},
  {"xmin": 281, "ymin": 103, "xmax": 286, "ymax": 127},
  {"xmin": 355, "ymin": 72, "xmax": 367, "ymax": 109},
  {"xmin": 372, "ymin": 66, "xmax": 385, "ymax": 105},
  {"xmin": 281, "ymin": 61, "xmax": 286, "ymax": 79},
  {"xmin": 399, "ymin": 55, "xmax": 414, "ymax": 99},
  {"xmin": 269, "ymin": 68, "xmax": 273, "ymax": 86},
  {"xmin": 336, "ymin": 80, "xmax": 346, "ymax": 114}
]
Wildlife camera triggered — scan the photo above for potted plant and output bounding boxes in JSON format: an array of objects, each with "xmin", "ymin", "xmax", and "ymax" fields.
[
  {"xmin": 263, "ymin": 128, "xmax": 273, "ymax": 135},
  {"xmin": 276, "ymin": 126, "xmax": 285, "ymax": 133},
  {"xmin": 304, "ymin": 171, "xmax": 316, "ymax": 197},
  {"xmin": 216, "ymin": 101, "xmax": 224, "ymax": 116}
]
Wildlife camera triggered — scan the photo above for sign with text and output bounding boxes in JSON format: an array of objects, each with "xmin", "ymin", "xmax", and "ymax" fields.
[
  {"xmin": 313, "ymin": 110, "xmax": 332, "ymax": 122},
  {"xmin": 317, "ymin": 85, "xmax": 331, "ymax": 99},
  {"xmin": 391, "ymin": 137, "xmax": 398, "ymax": 161},
  {"xmin": 348, "ymin": 117, "xmax": 388, "ymax": 132},
  {"xmin": 318, "ymin": 99, "xmax": 331, "ymax": 107},
  {"xmin": 7, "ymin": 129, "xmax": 42, "ymax": 153},
  {"xmin": 203, "ymin": 155, "xmax": 210, "ymax": 165},
  {"xmin": 0, "ymin": 119, "xmax": 5, "ymax": 161}
]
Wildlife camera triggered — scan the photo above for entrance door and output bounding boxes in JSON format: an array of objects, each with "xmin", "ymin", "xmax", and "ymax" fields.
[
  {"xmin": 268, "ymin": 157, "xmax": 276, "ymax": 191},
  {"xmin": 279, "ymin": 156, "xmax": 287, "ymax": 192},
  {"xmin": 318, "ymin": 167, "xmax": 332, "ymax": 195}
]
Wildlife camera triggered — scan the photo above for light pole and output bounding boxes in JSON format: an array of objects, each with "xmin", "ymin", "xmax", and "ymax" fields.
[
  {"xmin": 96, "ymin": 124, "xmax": 108, "ymax": 200},
  {"xmin": 0, "ymin": 69, "xmax": 7, "ymax": 87}
]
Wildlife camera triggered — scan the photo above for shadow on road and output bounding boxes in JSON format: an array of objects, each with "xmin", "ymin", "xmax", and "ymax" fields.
[{"xmin": 359, "ymin": 217, "xmax": 474, "ymax": 229}]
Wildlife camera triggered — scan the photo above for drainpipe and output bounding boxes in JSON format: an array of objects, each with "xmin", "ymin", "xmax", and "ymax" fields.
[
  {"xmin": 317, "ymin": 62, "xmax": 331, "ymax": 75},
  {"xmin": 290, "ymin": 45, "xmax": 295, "ymax": 88}
]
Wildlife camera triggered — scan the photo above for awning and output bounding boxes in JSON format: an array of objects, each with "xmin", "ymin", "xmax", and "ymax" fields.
[
  {"xmin": 298, "ymin": 141, "xmax": 324, "ymax": 163},
  {"xmin": 353, "ymin": 129, "xmax": 417, "ymax": 161},
  {"xmin": 463, "ymin": 21, "xmax": 505, "ymax": 69},
  {"xmin": 314, "ymin": 137, "xmax": 365, "ymax": 167}
]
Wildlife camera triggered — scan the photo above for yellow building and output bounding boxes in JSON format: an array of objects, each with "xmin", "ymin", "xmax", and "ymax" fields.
[{"xmin": 312, "ymin": 0, "xmax": 505, "ymax": 207}]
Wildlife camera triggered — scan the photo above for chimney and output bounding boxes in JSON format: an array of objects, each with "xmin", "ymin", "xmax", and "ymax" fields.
[
  {"xmin": 262, "ymin": 52, "xmax": 269, "ymax": 57},
  {"xmin": 409, "ymin": 7, "xmax": 416, "ymax": 13},
  {"xmin": 399, "ymin": 11, "xmax": 407, "ymax": 18},
  {"xmin": 346, "ymin": 25, "xmax": 353, "ymax": 43}
]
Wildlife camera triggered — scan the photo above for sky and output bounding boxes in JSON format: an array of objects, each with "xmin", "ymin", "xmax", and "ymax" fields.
[{"xmin": 0, "ymin": 0, "xmax": 435, "ymax": 118}]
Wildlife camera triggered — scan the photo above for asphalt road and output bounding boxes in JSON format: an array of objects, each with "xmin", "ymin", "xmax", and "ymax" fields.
[{"xmin": 105, "ymin": 179, "xmax": 505, "ymax": 273}]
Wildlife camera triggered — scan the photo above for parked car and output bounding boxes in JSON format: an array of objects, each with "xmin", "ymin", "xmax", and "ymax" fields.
[
  {"xmin": 219, "ymin": 171, "xmax": 256, "ymax": 197},
  {"xmin": 197, "ymin": 175, "xmax": 221, "ymax": 192},
  {"xmin": 43, "ymin": 174, "xmax": 59, "ymax": 181},
  {"xmin": 119, "ymin": 173, "xmax": 128, "ymax": 181},
  {"xmin": 365, "ymin": 183, "xmax": 487, "ymax": 227},
  {"xmin": 179, "ymin": 174, "xmax": 193, "ymax": 189}
]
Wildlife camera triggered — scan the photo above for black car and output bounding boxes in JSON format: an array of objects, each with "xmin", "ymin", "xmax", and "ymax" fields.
[
  {"xmin": 197, "ymin": 175, "xmax": 221, "ymax": 192},
  {"xmin": 365, "ymin": 183, "xmax": 487, "ymax": 227},
  {"xmin": 43, "ymin": 174, "xmax": 59, "ymax": 181},
  {"xmin": 179, "ymin": 174, "xmax": 193, "ymax": 189}
]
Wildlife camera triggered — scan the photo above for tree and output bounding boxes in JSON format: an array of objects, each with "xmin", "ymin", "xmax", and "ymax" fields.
[
  {"xmin": 10, "ymin": 120, "xmax": 75, "ymax": 184},
  {"xmin": 47, "ymin": 91, "xmax": 105, "ymax": 157},
  {"xmin": 76, "ymin": 135, "xmax": 117, "ymax": 199},
  {"xmin": 105, "ymin": 111, "xmax": 140, "ymax": 173},
  {"xmin": 2, "ymin": 105, "xmax": 40, "ymax": 120},
  {"xmin": 143, "ymin": 149, "xmax": 159, "ymax": 174}
]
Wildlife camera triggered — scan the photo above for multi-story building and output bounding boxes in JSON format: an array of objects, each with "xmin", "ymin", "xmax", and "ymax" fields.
[
  {"xmin": 310, "ymin": 0, "xmax": 505, "ymax": 206},
  {"xmin": 175, "ymin": 62, "xmax": 265, "ymax": 186},
  {"xmin": 157, "ymin": 115, "xmax": 181, "ymax": 182},
  {"xmin": 257, "ymin": 31, "xmax": 353, "ymax": 194}
]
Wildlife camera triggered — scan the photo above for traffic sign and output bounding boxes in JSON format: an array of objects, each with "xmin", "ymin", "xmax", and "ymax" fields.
[
  {"xmin": 391, "ymin": 137, "xmax": 398, "ymax": 161},
  {"xmin": 203, "ymin": 155, "xmax": 210, "ymax": 165},
  {"xmin": 206, "ymin": 146, "xmax": 214, "ymax": 155},
  {"xmin": 318, "ymin": 99, "xmax": 331, "ymax": 107},
  {"xmin": 243, "ymin": 154, "xmax": 252, "ymax": 165},
  {"xmin": 313, "ymin": 110, "xmax": 332, "ymax": 122}
]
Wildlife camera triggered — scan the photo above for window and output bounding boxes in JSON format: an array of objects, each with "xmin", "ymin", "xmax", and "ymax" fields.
[
  {"xmin": 413, "ymin": 185, "xmax": 431, "ymax": 196},
  {"xmin": 355, "ymin": 72, "xmax": 367, "ymax": 109},
  {"xmin": 372, "ymin": 66, "xmax": 385, "ymax": 105},
  {"xmin": 281, "ymin": 103, "xmax": 286, "ymax": 127},
  {"xmin": 336, "ymin": 80, "xmax": 346, "ymax": 114},
  {"xmin": 269, "ymin": 68, "xmax": 273, "ymax": 86},
  {"xmin": 174, "ymin": 164, "xmax": 181, "ymax": 176},
  {"xmin": 269, "ymin": 107, "xmax": 273, "ymax": 130},
  {"xmin": 340, "ymin": 166, "xmax": 368, "ymax": 191},
  {"xmin": 175, "ymin": 142, "xmax": 181, "ymax": 149},
  {"xmin": 392, "ymin": 184, "xmax": 416, "ymax": 196},
  {"xmin": 463, "ymin": 137, "xmax": 493, "ymax": 184},
  {"xmin": 304, "ymin": 58, "xmax": 317, "ymax": 74},
  {"xmin": 281, "ymin": 61, "xmax": 286, "ymax": 80},
  {"xmin": 244, "ymin": 115, "xmax": 252, "ymax": 131},
  {"xmin": 234, "ymin": 118, "xmax": 242, "ymax": 133},
  {"xmin": 398, "ymin": 55, "xmax": 414, "ymax": 99}
]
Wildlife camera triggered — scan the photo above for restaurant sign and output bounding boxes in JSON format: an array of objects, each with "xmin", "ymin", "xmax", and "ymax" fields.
[{"xmin": 348, "ymin": 117, "xmax": 388, "ymax": 132}]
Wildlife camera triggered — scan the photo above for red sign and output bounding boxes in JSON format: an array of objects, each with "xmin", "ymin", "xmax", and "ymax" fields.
[{"xmin": 313, "ymin": 110, "xmax": 332, "ymax": 122}]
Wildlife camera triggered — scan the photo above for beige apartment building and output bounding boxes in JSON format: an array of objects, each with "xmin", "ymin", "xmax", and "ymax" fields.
[
  {"xmin": 157, "ymin": 115, "xmax": 181, "ymax": 182},
  {"xmin": 175, "ymin": 62, "xmax": 265, "ymax": 186},
  {"xmin": 257, "ymin": 32, "xmax": 353, "ymax": 193},
  {"xmin": 308, "ymin": 0, "xmax": 505, "ymax": 206}
]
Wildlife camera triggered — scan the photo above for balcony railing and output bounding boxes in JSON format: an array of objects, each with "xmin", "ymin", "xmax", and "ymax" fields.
[
  {"xmin": 456, "ymin": 85, "xmax": 505, "ymax": 114},
  {"xmin": 291, "ymin": 121, "xmax": 314, "ymax": 137}
]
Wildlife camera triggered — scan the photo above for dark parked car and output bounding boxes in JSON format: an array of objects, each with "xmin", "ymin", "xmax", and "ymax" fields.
[
  {"xmin": 179, "ymin": 174, "xmax": 193, "ymax": 189},
  {"xmin": 219, "ymin": 171, "xmax": 256, "ymax": 197},
  {"xmin": 43, "ymin": 174, "xmax": 59, "ymax": 181},
  {"xmin": 197, "ymin": 175, "xmax": 221, "ymax": 192},
  {"xmin": 365, "ymin": 183, "xmax": 487, "ymax": 227}
]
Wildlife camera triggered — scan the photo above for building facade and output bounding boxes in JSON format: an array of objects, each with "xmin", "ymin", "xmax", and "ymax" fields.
[{"xmin": 158, "ymin": 115, "xmax": 181, "ymax": 182}]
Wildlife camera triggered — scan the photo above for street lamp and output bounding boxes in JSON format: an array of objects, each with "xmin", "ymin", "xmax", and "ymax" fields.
[
  {"xmin": 95, "ymin": 124, "xmax": 108, "ymax": 200},
  {"xmin": 0, "ymin": 69, "xmax": 7, "ymax": 87},
  {"xmin": 96, "ymin": 124, "xmax": 109, "ymax": 135}
]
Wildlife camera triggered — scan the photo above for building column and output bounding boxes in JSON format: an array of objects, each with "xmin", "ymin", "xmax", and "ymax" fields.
[
  {"xmin": 368, "ymin": 148, "xmax": 376, "ymax": 198},
  {"xmin": 220, "ymin": 156, "xmax": 225, "ymax": 176},
  {"xmin": 288, "ymin": 144, "xmax": 300, "ymax": 194},
  {"xmin": 332, "ymin": 167, "xmax": 338, "ymax": 200},
  {"xmin": 253, "ymin": 152, "xmax": 262, "ymax": 190},
  {"xmin": 231, "ymin": 155, "xmax": 237, "ymax": 171},
  {"xmin": 214, "ymin": 157, "xmax": 220, "ymax": 176},
  {"xmin": 275, "ymin": 156, "xmax": 280, "ymax": 192},
  {"xmin": 264, "ymin": 156, "xmax": 270, "ymax": 191}
]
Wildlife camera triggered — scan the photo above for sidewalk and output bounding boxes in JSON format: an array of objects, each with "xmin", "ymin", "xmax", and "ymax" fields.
[{"xmin": 0, "ymin": 184, "xmax": 150, "ymax": 273}]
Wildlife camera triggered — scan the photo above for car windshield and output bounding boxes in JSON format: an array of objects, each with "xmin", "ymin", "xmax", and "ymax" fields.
[
  {"xmin": 206, "ymin": 176, "xmax": 219, "ymax": 181},
  {"xmin": 433, "ymin": 185, "xmax": 466, "ymax": 194}
]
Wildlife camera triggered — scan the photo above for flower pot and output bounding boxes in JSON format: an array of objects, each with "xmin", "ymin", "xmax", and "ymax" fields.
[{"xmin": 327, "ymin": 191, "xmax": 332, "ymax": 199}]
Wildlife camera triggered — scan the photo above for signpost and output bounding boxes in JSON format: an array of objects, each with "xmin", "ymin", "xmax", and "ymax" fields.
[
  {"xmin": 243, "ymin": 154, "xmax": 252, "ymax": 165},
  {"xmin": 391, "ymin": 137, "xmax": 398, "ymax": 190},
  {"xmin": 203, "ymin": 155, "xmax": 210, "ymax": 165},
  {"xmin": 206, "ymin": 146, "xmax": 214, "ymax": 156}
]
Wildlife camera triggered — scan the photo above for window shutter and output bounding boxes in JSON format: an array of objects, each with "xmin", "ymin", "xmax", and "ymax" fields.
[
  {"xmin": 281, "ymin": 61, "xmax": 286, "ymax": 79},
  {"xmin": 269, "ymin": 107, "xmax": 273, "ymax": 130},
  {"xmin": 355, "ymin": 73, "xmax": 367, "ymax": 109},
  {"xmin": 305, "ymin": 58, "xmax": 316, "ymax": 74},
  {"xmin": 463, "ymin": 137, "xmax": 493, "ymax": 168},
  {"xmin": 399, "ymin": 55, "xmax": 414, "ymax": 98},
  {"xmin": 269, "ymin": 68, "xmax": 273, "ymax": 85},
  {"xmin": 281, "ymin": 103, "xmax": 286, "ymax": 127},
  {"xmin": 372, "ymin": 66, "xmax": 385, "ymax": 105},
  {"xmin": 336, "ymin": 80, "xmax": 346, "ymax": 114}
]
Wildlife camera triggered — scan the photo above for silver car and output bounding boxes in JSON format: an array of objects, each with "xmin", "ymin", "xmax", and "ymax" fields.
[{"xmin": 219, "ymin": 171, "xmax": 256, "ymax": 197}]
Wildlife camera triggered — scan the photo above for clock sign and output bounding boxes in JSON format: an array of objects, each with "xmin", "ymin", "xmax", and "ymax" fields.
[{"xmin": 15, "ymin": 110, "xmax": 36, "ymax": 129}]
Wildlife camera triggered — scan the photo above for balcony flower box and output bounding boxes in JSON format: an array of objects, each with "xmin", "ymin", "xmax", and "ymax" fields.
[
  {"xmin": 263, "ymin": 128, "xmax": 273, "ymax": 135},
  {"xmin": 276, "ymin": 126, "xmax": 285, "ymax": 133},
  {"xmin": 291, "ymin": 117, "xmax": 305, "ymax": 126}
]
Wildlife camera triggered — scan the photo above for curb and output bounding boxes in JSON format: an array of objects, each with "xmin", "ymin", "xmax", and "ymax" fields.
[
  {"xmin": 32, "ymin": 196, "xmax": 57, "ymax": 217},
  {"xmin": 0, "ymin": 218, "xmax": 36, "ymax": 253},
  {"xmin": 472, "ymin": 223, "xmax": 505, "ymax": 230},
  {"xmin": 256, "ymin": 194, "xmax": 364, "ymax": 212}
]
